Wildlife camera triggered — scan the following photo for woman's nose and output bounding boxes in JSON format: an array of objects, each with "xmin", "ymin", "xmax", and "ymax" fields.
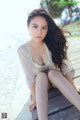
[{"xmin": 37, "ymin": 28, "xmax": 42, "ymax": 35}]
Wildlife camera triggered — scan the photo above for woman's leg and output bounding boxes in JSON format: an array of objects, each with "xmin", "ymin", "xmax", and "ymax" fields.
[
  {"xmin": 48, "ymin": 70, "xmax": 80, "ymax": 111},
  {"xmin": 64, "ymin": 72, "xmax": 80, "ymax": 93},
  {"xmin": 35, "ymin": 72, "xmax": 49, "ymax": 120}
]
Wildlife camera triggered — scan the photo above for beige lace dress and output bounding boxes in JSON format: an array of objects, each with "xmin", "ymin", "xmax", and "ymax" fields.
[{"xmin": 17, "ymin": 41, "xmax": 75, "ymax": 87}]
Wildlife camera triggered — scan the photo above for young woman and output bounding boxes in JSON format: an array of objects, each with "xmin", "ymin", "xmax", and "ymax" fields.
[{"xmin": 18, "ymin": 9, "xmax": 80, "ymax": 120}]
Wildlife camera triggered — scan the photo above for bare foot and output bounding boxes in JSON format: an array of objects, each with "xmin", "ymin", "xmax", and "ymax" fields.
[{"xmin": 28, "ymin": 100, "xmax": 36, "ymax": 112}]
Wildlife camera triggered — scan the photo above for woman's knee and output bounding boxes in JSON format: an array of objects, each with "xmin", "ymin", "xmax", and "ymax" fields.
[
  {"xmin": 36, "ymin": 72, "xmax": 49, "ymax": 85},
  {"xmin": 48, "ymin": 70, "xmax": 61, "ymax": 84},
  {"xmin": 36, "ymin": 72, "xmax": 47, "ymax": 79},
  {"xmin": 48, "ymin": 70, "xmax": 57, "ymax": 79}
]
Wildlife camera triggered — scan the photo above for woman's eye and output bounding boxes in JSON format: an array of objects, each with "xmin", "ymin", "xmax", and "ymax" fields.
[
  {"xmin": 42, "ymin": 27, "xmax": 47, "ymax": 30},
  {"xmin": 33, "ymin": 26, "xmax": 37, "ymax": 28}
]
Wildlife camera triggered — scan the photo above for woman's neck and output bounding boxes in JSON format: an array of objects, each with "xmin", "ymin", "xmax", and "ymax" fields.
[{"xmin": 30, "ymin": 40, "xmax": 44, "ymax": 49}]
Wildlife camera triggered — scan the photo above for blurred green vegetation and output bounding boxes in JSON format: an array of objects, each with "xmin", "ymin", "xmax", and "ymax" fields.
[{"xmin": 40, "ymin": 0, "xmax": 80, "ymax": 18}]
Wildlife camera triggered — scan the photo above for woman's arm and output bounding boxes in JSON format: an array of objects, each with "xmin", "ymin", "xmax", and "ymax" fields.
[
  {"xmin": 17, "ymin": 44, "xmax": 36, "ymax": 111},
  {"xmin": 28, "ymin": 84, "xmax": 36, "ymax": 111},
  {"xmin": 29, "ymin": 84, "xmax": 36, "ymax": 102},
  {"xmin": 17, "ymin": 45, "xmax": 36, "ymax": 90}
]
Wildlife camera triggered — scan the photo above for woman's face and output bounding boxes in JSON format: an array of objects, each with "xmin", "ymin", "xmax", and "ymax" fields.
[{"xmin": 27, "ymin": 16, "xmax": 48, "ymax": 43}]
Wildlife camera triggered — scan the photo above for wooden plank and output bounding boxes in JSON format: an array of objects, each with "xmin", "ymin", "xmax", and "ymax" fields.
[
  {"xmin": 74, "ymin": 76, "xmax": 80, "ymax": 86},
  {"xmin": 71, "ymin": 58, "xmax": 80, "ymax": 64},
  {"xmin": 72, "ymin": 63, "xmax": 80, "ymax": 69},
  {"xmin": 69, "ymin": 44, "xmax": 80, "ymax": 49},
  {"xmin": 69, "ymin": 50, "xmax": 80, "ymax": 55},
  {"xmin": 48, "ymin": 106, "xmax": 80, "ymax": 120},
  {"xmin": 68, "ymin": 53, "xmax": 80, "ymax": 58},
  {"xmin": 68, "ymin": 39, "xmax": 80, "ymax": 43},
  {"xmin": 32, "ymin": 95, "xmax": 72, "ymax": 120},
  {"xmin": 69, "ymin": 41, "xmax": 80, "ymax": 45},
  {"xmin": 73, "ymin": 68, "xmax": 80, "ymax": 78},
  {"xmin": 69, "ymin": 55, "xmax": 80, "ymax": 61},
  {"xmin": 69, "ymin": 41, "xmax": 80, "ymax": 46},
  {"xmin": 69, "ymin": 47, "xmax": 80, "ymax": 51},
  {"xmin": 68, "ymin": 48, "xmax": 80, "ymax": 52},
  {"xmin": 69, "ymin": 43, "xmax": 80, "ymax": 48},
  {"xmin": 48, "ymin": 88, "xmax": 61, "ymax": 99},
  {"xmin": 68, "ymin": 48, "xmax": 80, "ymax": 55}
]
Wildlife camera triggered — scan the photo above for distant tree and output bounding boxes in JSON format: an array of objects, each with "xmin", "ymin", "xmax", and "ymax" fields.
[
  {"xmin": 40, "ymin": 0, "xmax": 79, "ymax": 18},
  {"xmin": 40, "ymin": 0, "xmax": 49, "ymax": 12}
]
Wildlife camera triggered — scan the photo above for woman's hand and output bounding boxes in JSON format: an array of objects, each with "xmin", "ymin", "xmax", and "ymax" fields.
[{"xmin": 28, "ymin": 100, "xmax": 36, "ymax": 112}]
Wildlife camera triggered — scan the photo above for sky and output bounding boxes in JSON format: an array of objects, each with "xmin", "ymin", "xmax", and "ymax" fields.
[
  {"xmin": 0, "ymin": 0, "xmax": 40, "ymax": 50},
  {"xmin": 0, "ymin": 0, "xmax": 40, "ymax": 34}
]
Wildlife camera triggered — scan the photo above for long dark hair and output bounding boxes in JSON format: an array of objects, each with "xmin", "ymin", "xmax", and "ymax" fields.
[{"xmin": 27, "ymin": 9, "xmax": 68, "ymax": 69}]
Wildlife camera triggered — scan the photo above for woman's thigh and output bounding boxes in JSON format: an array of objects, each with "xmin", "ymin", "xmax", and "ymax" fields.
[
  {"xmin": 48, "ymin": 69, "xmax": 75, "ymax": 88},
  {"xmin": 35, "ymin": 72, "xmax": 50, "ymax": 88},
  {"xmin": 35, "ymin": 70, "xmax": 55, "ymax": 90},
  {"xmin": 48, "ymin": 69, "xmax": 62, "ymax": 88}
]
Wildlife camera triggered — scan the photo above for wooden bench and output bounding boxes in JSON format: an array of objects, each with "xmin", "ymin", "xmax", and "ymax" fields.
[{"xmin": 32, "ymin": 37, "xmax": 80, "ymax": 120}]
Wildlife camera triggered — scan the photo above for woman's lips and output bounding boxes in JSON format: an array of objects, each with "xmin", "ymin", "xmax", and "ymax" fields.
[{"xmin": 36, "ymin": 36, "xmax": 42, "ymax": 39}]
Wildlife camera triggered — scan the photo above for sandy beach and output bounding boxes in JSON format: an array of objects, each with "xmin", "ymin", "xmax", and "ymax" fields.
[{"xmin": 0, "ymin": 46, "xmax": 32, "ymax": 120}]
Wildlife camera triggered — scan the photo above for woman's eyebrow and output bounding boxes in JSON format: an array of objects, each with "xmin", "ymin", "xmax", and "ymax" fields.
[
  {"xmin": 32, "ymin": 23, "xmax": 38, "ymax": 26},
  {"xmin": 32, "ymin": 23, "xmax": 48, "ymax": 27}
]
